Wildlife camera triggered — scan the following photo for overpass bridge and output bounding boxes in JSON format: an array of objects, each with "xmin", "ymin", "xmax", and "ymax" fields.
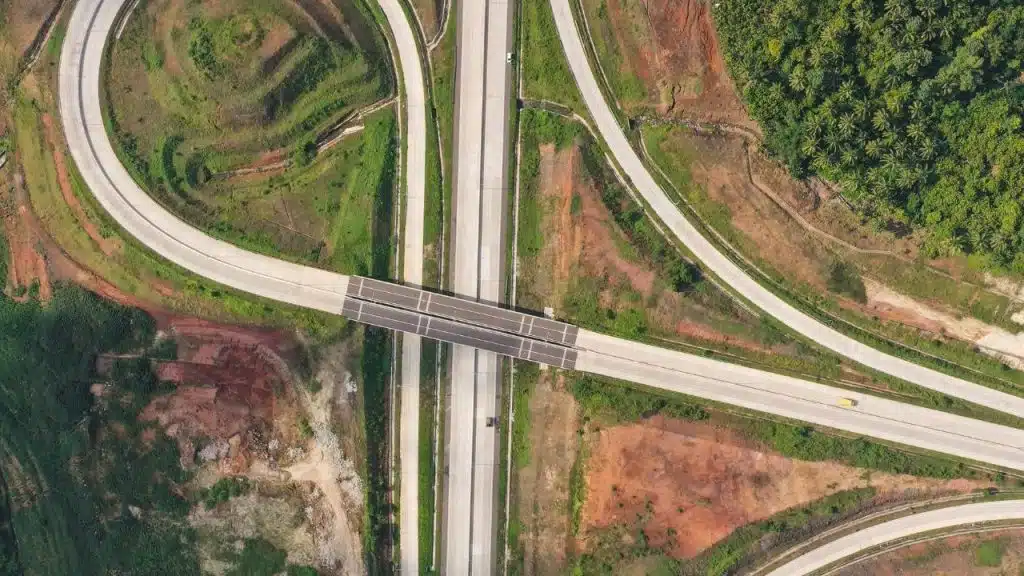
[{"xmin": 342, "ymin": 277, "xmax": 578, "ymax": 370}]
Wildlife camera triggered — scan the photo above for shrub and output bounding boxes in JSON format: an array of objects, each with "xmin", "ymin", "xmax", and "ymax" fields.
[{"xmin": 826, "ymin": 261, "xmax": 867, "ymax": 303}]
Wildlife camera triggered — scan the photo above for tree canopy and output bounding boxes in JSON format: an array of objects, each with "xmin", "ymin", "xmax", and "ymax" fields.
[{"xmin": 715, "ymin": 0, "xmax": 1024, "ymax": 270}]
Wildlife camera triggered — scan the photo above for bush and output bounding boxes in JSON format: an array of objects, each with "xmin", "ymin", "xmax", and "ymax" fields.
[
  {"xmin": 826, "ymin": 261, "xmax": 867, "ymax": 303},
  {"xmin": 200, "ymin": 477, "xmax": 251, "ymax": 510},
  {"xmin": 975, "ymin": 539, "xmax": 1004, "ymax": 567},
  {"xmin": 187, "ymin": 19, "xmax": 218, "ymax": 76}
]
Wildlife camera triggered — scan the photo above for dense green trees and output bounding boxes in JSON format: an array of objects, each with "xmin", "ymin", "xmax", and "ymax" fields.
[
  {"xmin": 715, "ymin": 0, "xmax": 1024, "ymax": 270},
  {"xmin": 0, "ymin": 286, "xmax": 198, "ymax": 575}
]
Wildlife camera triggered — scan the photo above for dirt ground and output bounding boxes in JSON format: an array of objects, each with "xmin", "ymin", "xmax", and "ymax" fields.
[
  {"xmin": 108, "ymin": 318, "xmax": 366, "ymax": 575},
  {"xmin": 517, "ymin": 372, "xmax": 580, "ymax": 576},
  {"xmin": 409, "ymin": 0, "xmax": 441, "ymax": 40},
  {"xmin": 531, "ymin": 141, "xmax": 766, "ymax": 350},
  {"xmin": 586, "ymin": 0, "xmax": 756, "ymax": 128},
  {"xmin": 0, "ymin": 0, "xmax": 60, "ymax": 64},
  {"xmin": 536, "ymin": 143, "xmax": 654, "ymax": 301},
  {"xmin": 839, "ymin": 529, "xmax": 1024, "ymax": 576},
  {"xmin": 579, "ymin": 416, "xmax": 991, "ymax": 559}
]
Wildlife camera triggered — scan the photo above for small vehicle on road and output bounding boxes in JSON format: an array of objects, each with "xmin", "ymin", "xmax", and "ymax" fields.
[
  {"xmin": 486, "ymin": 416, "xmax": 498, "ymax": 427},
  {"xmin": 838, "ymin": 397, "xmax": 858, "ymax": 408}
]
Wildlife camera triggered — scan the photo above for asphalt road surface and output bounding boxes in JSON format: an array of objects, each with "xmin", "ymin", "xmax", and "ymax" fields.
[
  {"xmin": 548, "ymin": 0, "xmax": 1024, "ymax": 420},
  {"xmin": 764, "ymin": 500, "xmax": 1024, "ymax": 575}
]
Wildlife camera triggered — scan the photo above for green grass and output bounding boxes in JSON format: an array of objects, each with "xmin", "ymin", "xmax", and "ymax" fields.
[
  {"xmin": 520, "ymin": 0, "xmax": 583, "ymax": 111},
  {"xmin": 105, "ymin": 0, "xmax": 394, "ymax": 271},
  {"xmin": 199, "ymin": 477, "xmax": 252, "ymax": 510},
  {"xmin": 504, "ymin": 361, "xmax": 540, "ymax": 575},
  {"xmin": 361, "ymin": 327, "xmax": 394, "ymax": 574},
  {"xmin": 322, "ymin": 109, "xmax": 398, "ymax": 275},
  {"xmin": 579, "ymin": 0, "xmax": 647, "ymax": 108},
  {"xmin": 222, "ymin": 538, "xmax": 318, "ymax": 576},
  {"xmin": 975, "ymin": 538, "xmax": 1005, "ymax": 567},
  {"xmin": 426, "ymin": 19, "xmax": 455, "ymax": 288},
  {"xmin": 417, "ymin": 340, "xmax": 439, "ymax": 574}
]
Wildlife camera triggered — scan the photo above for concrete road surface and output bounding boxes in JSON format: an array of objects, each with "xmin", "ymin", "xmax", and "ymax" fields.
[
  {"xmin": 446, "ymin": 0, "xmax": 490, "ymax": 572},
  {"xmin": 372, "ymin": 0, "xmax": 428, "ymax": 570},
  {"xmin": 765, "ymin": 500, "xmax": 1024, "ymax": 575},
  {"xmin": 577, "ymin": 330, "xmax": 1024, "ymax": 471},
  {"xmin": 59, "ymin": 9, "xmax": 1024, "ymax": 576},
  {"xmin": 547, "ymin": 0, "xmax": 1024, "ymax": 419}
]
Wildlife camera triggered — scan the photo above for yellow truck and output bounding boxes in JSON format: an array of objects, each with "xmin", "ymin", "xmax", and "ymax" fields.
[{"xmin": 838, "ymin": 397, "xmax": 858, "ymax": 408}]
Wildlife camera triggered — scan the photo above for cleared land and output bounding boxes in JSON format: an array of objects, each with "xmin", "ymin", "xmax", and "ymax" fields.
[
  {"xmin": 106, "ymin": 0, "xmax": 395, "ymax": 272},
  {"xmin": 579, "ymin": 0, "xmax": 754, "ymax": 128},
  {"xmin": 507, "ymin": 363, "xmax": 1000, "ymax": 576}
]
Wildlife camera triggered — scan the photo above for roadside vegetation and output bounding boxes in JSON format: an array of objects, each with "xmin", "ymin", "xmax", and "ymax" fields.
[
  {"xmin": 106, "ymin": 0, "xmax": 396, "ymax": 274},
  {"xmin": 643, "ymin": 124, "xmax": 1024, "ymax": 402},
  {"xmin": 507, "ymin": 363, "xmax": 997, "ymax": 575},
  {"xmin": 520, "ymin": 0, "xmax": 583, "ymax": 110}
]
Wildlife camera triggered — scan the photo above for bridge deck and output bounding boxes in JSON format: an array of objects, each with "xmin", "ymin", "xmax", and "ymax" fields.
[
  {"xmin": 348, "ymin": 277, "xmax": 579, "ymax": 346},
  {"xmin": 341, "ymin": 297, "xmax": 577, "ymax": 370}
]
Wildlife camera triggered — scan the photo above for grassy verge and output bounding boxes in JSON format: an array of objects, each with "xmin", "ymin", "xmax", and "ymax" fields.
[
  {"xmin": 361, "ymin": 326, "xmax": 395, "ymax": 573},
  {"xmin": 576, "ymin": 0, "xmax": 645, "ymax": 109},
  {"xmin": 426, "ymin": 17, "xmax": 454, "ymax": 288},
  {"xmin": 417, "ymin": 339, "xmax": 439, "ymax": 575},
  {"xmin": 520, "ymin": 0, "xmax": 583, "ymax": 111},
  {"xmin": 504, "ymin": 361, "xmax": 540, "ymax": 576}
]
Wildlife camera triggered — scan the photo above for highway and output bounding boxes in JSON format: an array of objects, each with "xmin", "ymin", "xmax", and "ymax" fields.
[
  {"xmin": 58, "ymin": 0, "xmax": 1024, "ymax": 572},
  {"xmin": 373, "ymin": 0, "xmax": 428, "ymax": 570},
  {"xmin": 764, "ymin": 500, "xmax": 1024, "ymax": 575},
  {"xmin": 446, "ymin": 0, "xmax": 489, "ymax": 572},
  {"xmin": 445, "ymin": 0, "xmax": 514, "ymax": 570},
  {"xmin": 60, "ymin": 0, "xmax": 1024, "ymax": 478},
  {"xmin": 547, "ymin": 0, "xmax": 1024, "ymax": 420}
]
